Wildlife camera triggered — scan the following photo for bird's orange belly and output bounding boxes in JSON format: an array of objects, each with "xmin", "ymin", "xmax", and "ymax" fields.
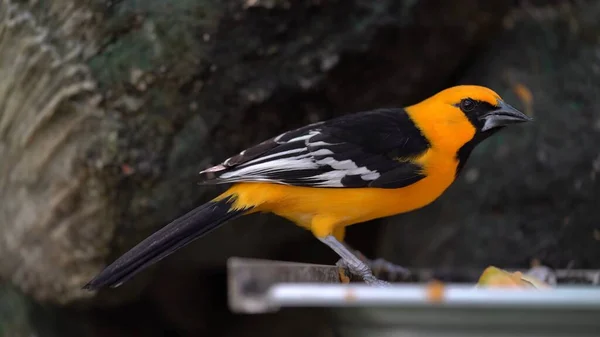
[{"xmin": 221, "ymin": 163, "xmax": 457, "ymax": 236}]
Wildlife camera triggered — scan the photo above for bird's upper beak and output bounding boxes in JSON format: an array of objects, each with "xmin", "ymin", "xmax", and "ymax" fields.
[{"xmin": 480, "ymin": 99, "xmax": 533, "ymax": 131}]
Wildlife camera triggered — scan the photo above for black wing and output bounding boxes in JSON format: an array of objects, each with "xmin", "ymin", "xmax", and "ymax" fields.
[{"xmin": 200, "ymin": 109, "xmax": 431, "ymax": 188}]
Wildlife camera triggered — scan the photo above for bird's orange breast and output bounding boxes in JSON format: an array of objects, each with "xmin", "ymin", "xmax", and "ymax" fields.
[{"xmin": 218, "ymin": 147, "xmax": 459, "ymax": 235}]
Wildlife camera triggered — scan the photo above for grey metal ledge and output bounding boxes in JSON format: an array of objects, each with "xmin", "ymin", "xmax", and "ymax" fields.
[{"xmin": 227, "ymin": 257, "xmax": 600, "ymax": 337}]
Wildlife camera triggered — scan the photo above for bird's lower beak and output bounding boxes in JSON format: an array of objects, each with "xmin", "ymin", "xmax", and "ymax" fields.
[{"xmin": 481, "ymin": 99, "xmax": 533, "ymax": 131}]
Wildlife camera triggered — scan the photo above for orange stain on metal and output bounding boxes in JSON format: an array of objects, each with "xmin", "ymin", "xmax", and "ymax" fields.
[
  {"xmin": 425, "ymin": 280, "xmax": 446, "ymax": 303},
  {"xmin": 344, "ymin": 289, "xmax": 358, "ymax": 302}
]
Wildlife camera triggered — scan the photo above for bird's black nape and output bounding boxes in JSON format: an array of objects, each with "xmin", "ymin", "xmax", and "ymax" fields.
[{"xmin": 454, "ymin": 125, "xmax": 503, "ymax": 177}]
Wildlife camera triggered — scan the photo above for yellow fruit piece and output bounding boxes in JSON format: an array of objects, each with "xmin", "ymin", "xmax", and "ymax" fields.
[{"xmin": 477, "ymin": 266, "xmax": 549, "ymax": 289}]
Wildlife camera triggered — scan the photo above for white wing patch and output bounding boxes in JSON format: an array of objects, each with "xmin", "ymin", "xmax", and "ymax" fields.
[
  {"xmin": 203, "ymin": 128, "xmax": 382, "ymax": 187},
  {"xmin": 284, "ymin": 134, "xmax": 313, "ymax": 143},
  {"xmin": 219, "ymin": 157, "xmax": 315, "ymax": 179}
]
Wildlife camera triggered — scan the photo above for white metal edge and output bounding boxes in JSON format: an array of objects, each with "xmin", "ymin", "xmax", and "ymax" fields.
[{"xmin": 267, "ymin": 283, "xmax": 600, "ymax": 308}]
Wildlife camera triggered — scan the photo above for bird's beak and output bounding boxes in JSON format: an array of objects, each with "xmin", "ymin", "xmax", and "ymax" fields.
[{"xmin": 481, "ymin": 99, "xmax": 533, "ymax": 132}]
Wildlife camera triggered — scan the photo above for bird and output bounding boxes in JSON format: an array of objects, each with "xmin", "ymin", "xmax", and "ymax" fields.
[{"xmin": 83, "ymin": 85, "xmax": 532, "ymax": 290}]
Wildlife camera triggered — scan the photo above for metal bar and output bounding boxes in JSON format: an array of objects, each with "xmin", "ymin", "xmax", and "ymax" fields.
[
  {"xmin": 269, "ymin": 283, "xmax": 600, "ymax": 308},
  {"xmin": 227, "ymin": 257, "xmax": 600, "ymax": 337}
]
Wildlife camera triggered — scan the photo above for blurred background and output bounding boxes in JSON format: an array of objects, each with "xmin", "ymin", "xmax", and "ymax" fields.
[{"xmin": 1, "ymin": 0, "xmax": 599, "ymax": 336}]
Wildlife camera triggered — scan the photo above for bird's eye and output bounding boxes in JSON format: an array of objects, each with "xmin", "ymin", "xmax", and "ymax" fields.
[{"xmin": 460, "ymin": 98, "xmax": 476, "ymax": 112}]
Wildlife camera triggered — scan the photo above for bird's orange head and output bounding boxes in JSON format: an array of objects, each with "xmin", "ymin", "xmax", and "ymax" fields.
[{"xmin": 405, "ymin": 85, "xmax": 532, "ymax": 153}]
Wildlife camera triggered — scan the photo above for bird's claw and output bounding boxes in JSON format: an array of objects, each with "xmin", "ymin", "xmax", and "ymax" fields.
[
  {"xmin": 370, "ymin": 258, "xmax": 412, "ymax": 279},
  {"xmin": 363, "ymin": 274, "xmax": 391, "ymax": 287},
  {"xmin": 345, "ymin": 249, "xmax": 412, "ymax": 280},
  {"xmin": 336, "ymin": 258, "xmax": 391, "ymax": 286}
]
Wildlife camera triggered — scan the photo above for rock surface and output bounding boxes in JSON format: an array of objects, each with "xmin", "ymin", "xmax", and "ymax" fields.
[{"xmin": 0, "ymin": 0, "xmax": 513, "ymax": 305}]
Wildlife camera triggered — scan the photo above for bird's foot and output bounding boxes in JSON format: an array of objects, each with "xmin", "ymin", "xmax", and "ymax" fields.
[
  {"xmin": 336, "ymin": 258, "xmax": 390, "ymax": 287},
  {"xmin": 319, "ymin": 235, "xmax": 404, "ymax": 286},
  {"xmin": 348, "ymin": 250, "xmax": 411, "ymax": 280},
  {"xmin": 363, "ymin": 274, "xmax": 392, "ymax": 287},
  {"xmin": 369, "ymin": 257, "xmax": 412, "ymax": 279}
]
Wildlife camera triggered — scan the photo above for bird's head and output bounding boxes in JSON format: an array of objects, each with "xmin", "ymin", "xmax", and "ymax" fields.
[
  {"xmin": 406, "ymin": 85, "xmax": 533, "ymax": 152},
  {"xmin": 423, "ymin": 85, "xmax": 532, "ymax": 132},
  {"xmin": 433, "ymin": 85, "xmax": 532, "ymax": 132}
]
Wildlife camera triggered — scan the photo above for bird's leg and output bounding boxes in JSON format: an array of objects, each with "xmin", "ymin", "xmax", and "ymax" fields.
[
  {"xmin": 341, "ymin": 240, "xmax": 411, "ymax": 279},
  {"xmin": 319, "ymin": 235, "xmax": 390, "ymax": 286}
]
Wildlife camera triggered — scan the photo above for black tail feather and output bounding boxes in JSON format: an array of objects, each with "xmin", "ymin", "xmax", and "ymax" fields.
[{"xmin": 83, "ymin": 197, "xmax": 248, "ymax": 290}]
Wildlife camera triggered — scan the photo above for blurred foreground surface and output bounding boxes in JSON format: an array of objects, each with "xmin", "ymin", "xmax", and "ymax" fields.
[
  {"xmin": 226, "ymin": 258, "xmax": 600, "ymax": 337},
  {"xmin": 1, "ymin": 0, "xmax": 600, "ymax": 336}
]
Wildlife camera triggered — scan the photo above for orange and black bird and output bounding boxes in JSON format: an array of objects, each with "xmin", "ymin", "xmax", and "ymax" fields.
[{"xmin": 84, "ymin": 85, "xmax": 532, "ymax": 289}]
